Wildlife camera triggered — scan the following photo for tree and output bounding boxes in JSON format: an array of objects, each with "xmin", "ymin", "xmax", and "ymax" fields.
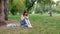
[
  {"xmin": 13, "ymin": 0, "xmax": 26, "ymax": 13},
  {"xmin": 0, "ymin": 0, "xmax": 6, "ymax": 26},
  {"xmin": 38, "ymin": 0, "xmax": 55, "ymax": 16},
  {"xmin": 10, "ymin": 5, "xmax": 18, "ymax": 15},
  {"xmin": 8, "ymin": 0, "xmax": 26, "ymax": 15},
  {"xmin": 8, "ymin": 0, "xmax": 15, "ymax": 15},
  {"xmin": 37, "ymin": 0, "xmax": 51, "ymax": 14},
  {"xmin": 55, "ymin": 1, "xmax": 60, "ymax": 14},
  {"xmin": 25, "ymin": 0, "xmax": 36, "ymax": 11},
  {"xmin": 49, "ymin": 0, "xmax": 52, "ymax": 16},
  {"xmin": 4, "ymin": 0, "xmax": 8, "ymax": 20}
]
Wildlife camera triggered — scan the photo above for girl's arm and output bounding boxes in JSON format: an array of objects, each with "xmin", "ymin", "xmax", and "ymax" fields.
[
  {"xmin": 24, "ymin": 16, "xmax": 28, "ymax": 19},
  {"xmin": 20, "ymin": 15, "xmax": 24, "ymax": 22}
]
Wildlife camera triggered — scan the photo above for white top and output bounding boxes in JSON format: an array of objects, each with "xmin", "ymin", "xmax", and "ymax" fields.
[{"xmin": 21, "ymin": 15, "xmax": 25, "ymax": 20}]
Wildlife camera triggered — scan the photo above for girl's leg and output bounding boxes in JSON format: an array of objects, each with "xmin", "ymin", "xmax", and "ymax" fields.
[
  {"xmin": 7, "ymin": 24, "xmax": 17, "ymax": 27},
  {"xmin": 25, "ymin": 19, "xmax": 32, "ymax": 27}
]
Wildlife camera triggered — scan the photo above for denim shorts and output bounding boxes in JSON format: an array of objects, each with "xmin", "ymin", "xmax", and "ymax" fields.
[{"xmin": 20, "ymin": 19, "xmax": 26, "ymax": 26}]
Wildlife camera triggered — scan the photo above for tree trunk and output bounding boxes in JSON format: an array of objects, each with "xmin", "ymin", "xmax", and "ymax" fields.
[
  {"xmin": 40, "ymin": 4, "xmax": 44, "ymax": 15},
  {"xmin": 49, "ymin": 0, "xmax": 52, "ymax": 16},
  {"xmin": 0, "ymin": 0, "xmax": 6, "ymax": 26},
  {"xmin": 4, "ymin": 0, "xmax": 8, "ymax": 20}
]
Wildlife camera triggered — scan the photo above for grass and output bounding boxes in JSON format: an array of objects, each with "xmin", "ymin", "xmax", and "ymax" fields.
[{"xmin": 0, "ymin": 14, "xmax": 60, "ymax": 34}]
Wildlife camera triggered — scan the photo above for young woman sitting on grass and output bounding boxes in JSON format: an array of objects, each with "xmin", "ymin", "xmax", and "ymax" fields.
[
  {"xmin": 7, "ymin": 10, "xmax": 32, "ymax": 28},
  {"xmin": 19, "ymin": 10, "xmax": 32, "ymax": 28}
]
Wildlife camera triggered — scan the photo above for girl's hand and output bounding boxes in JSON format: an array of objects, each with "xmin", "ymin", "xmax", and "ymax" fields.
[{"xmin": 25, "ymin": 16, "xmax": 28, "ymax": 18}]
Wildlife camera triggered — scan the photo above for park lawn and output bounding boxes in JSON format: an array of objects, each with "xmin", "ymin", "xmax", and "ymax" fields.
[{"xmin": 0, "ymin": 14, "xmax": 60, "ymax": 34}]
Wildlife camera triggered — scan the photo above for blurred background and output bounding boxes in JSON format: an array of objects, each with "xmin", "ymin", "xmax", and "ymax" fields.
[{"xmin": 8, "ymin": 0, "xmax": 60, "ymax": 15}]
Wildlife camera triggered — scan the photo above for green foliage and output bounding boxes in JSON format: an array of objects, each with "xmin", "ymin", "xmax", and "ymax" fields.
[
  {"xmin": 56, "ymin": 9, "xmax": 60, "ymax": 14},
  {"xmin": 8, "ymin": 0, "xmax": 26, "ymax": 15},
  {"xmin": 8, "ymin": 0, "xmax": 13, "ymax": 11},
  {"xmin": 38, "ymin": 0, "xmax": 50, "ymax": 5},
  {"xmin": 43, "ymin": 6, "xmax": 50, "ymax": 12},
  {"xmin": 10, "ymin": 5, "xmax": 18, "ymax": 15},
  {"xmin": 30, "ymin": 3, "xmax": 40, "ymax": 13},
  {"xmin": 25, "ymin": 0, "xmax": 36, "ymax": 11},
  {"xmin": 13, "ymin": 0, "xmax": 26, "ymax": 12},
  {"xmin": 37, "ymin": 0, "xmax": 55, "ymax": 5},
  {"xmin": 8, "ymin": 0, "xmax": 58, "ymax": 14},
  {"xmin": 37, "ymin": 0, "xmax": 55, "ymax": 14}
]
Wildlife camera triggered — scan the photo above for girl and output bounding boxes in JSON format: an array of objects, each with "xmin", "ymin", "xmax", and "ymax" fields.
[
  {"xmin": 7, "ymin": 10, "xmax": 32, "ymax": 28},
  {"xmin": 20, "ymin": 10, "xmax": 32, "ymax": 28}
]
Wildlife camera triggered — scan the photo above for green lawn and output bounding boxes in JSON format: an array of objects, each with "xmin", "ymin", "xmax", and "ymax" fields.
[{"xmin": 0, "ymin": 14, "xmax": 60, "ymax": 34}]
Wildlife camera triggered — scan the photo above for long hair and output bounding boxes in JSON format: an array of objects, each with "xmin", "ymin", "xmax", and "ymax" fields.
[{"xmin": 23, "ymin": 10, "xmax": 28, "ymax": 16}]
